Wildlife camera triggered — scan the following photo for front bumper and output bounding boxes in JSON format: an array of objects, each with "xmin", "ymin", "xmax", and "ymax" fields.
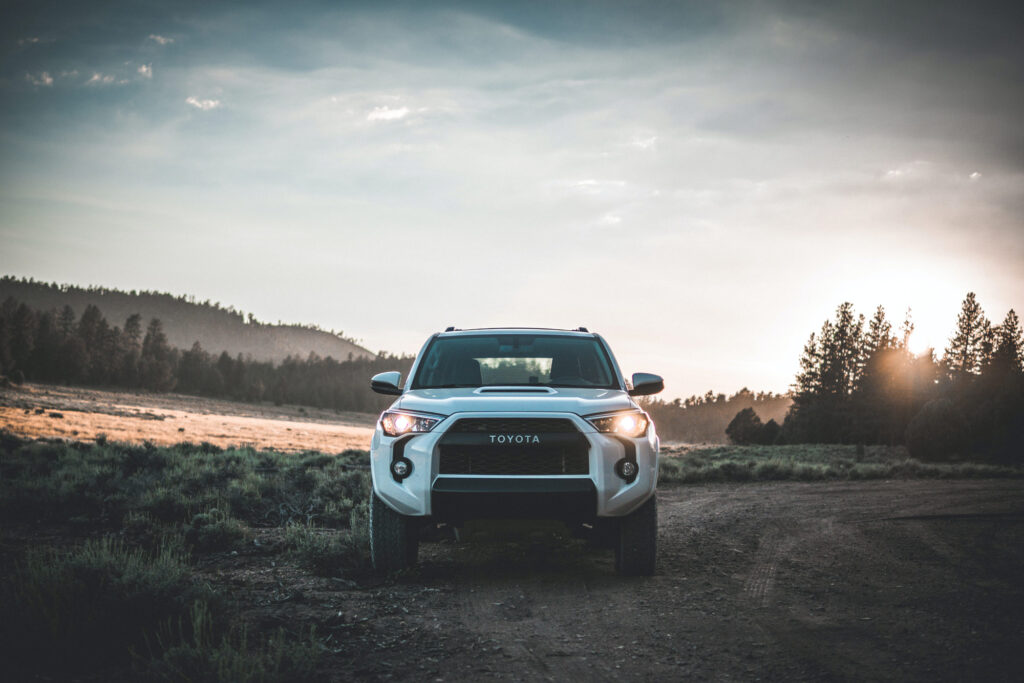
[{"xmin": 369, "ymin": 411, "xmax": 659, "ymax": 519}]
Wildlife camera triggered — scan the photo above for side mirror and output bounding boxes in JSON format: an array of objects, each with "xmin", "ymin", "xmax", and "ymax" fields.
[
  {"xmin": 628, "ymin": 372, "xmax": 664, "ymax": 396},
  {"xmin": 371, "ymin": 371, "xmax": 403, "ymax": 395}
]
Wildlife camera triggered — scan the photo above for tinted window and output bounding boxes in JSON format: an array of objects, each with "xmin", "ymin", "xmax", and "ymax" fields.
[{"xmin": 412, "ymin": 335, "xmax": 617, "ymax": 389}]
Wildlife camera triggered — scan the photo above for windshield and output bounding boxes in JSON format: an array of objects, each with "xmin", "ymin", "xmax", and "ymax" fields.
[{"xmin": 411, "ymin": 334, "xmax": 619, "ymax": 389}]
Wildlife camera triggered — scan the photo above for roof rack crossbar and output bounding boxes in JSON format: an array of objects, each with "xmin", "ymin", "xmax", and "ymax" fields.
[{"xmin": 439, "ymin": 326, "xmax": 592, "ymax": 333}]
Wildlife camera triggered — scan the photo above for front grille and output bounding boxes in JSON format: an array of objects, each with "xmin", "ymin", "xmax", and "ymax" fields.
[
  {"xmin": 438, "ymin": 418, "xmax": 589, "ymax": 475},
  {"xmin": 447, "ymin": 418, "xmax": 577, "ymax": 433}
]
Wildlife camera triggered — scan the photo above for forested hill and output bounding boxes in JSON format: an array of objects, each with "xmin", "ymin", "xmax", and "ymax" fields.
[{"xmin": 0, "ymin": 277, "xmax": 374, "ymax": 362}]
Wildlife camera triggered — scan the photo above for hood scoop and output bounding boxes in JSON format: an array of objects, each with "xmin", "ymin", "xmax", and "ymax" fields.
[{"xmin": 475, "ymin": 386, "xmax": 556, "ymax": 395}]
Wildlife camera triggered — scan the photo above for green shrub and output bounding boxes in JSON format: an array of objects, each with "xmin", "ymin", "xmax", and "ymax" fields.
[
  {"xmin": 186, "ymin": 510, "xmax": 252, "ymax": 553},
  {"xmin": 141, "ymin": 485, "xmax": 193, "ymax": 522},
  {"xmin": 0, "ymin": 435, "xmax": 372, "ymax": 530},
  {"xmin": 905, "ymin": 398, "xmax": 968, "ymax": 461},
  {"xmin": 145, "ymin": 601, "xmax": 322, "ymax": 682},
  {"xmin": 284, "ymin": 521, "xmax": 367, "ymax": 577},
  {"xmin": 122, "ymin": 511, "xmax": 184, "ymax": 554},
  {"xmin": 0, "ymin": 537, "xmax": 215, "ymax": 677},
  {"xmin": 658, "ymin": 444, "xmax": 1024, "ymax": 484}
]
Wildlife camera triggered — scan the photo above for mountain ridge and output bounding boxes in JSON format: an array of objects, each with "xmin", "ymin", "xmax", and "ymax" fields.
[{"xmin": 0, "ymin": 276, "xmax": 376, "ymax": 362}]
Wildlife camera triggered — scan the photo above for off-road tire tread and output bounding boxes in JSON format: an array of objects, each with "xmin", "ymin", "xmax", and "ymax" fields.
[
  {"xmin": 370, "ymin": 492, "xmax": 418, "ymax": 572},
  {"xmin": 615, "ymin": 495, "xmax": 657, "ymax": 576}
]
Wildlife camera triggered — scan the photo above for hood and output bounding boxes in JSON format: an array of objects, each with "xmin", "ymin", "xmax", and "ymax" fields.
[{"xmin": 395, "ymin": 387, "xmax": 635, "ymax": 417}]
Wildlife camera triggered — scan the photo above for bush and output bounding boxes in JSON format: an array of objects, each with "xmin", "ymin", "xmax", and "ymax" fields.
[
  {"xmin": 122, "ymin": 511, "xmax": 183, "ymax": 554},
  {"xmin": 658, "ymin": 443, "xmax": 1023, "ymax": 484},
  {"xmin": 0, "ymin": 537, "xmax": 214, "ymax": 677},
  {"xmin": 0, "ymin": 435, "xmax": 372, "ymax": 530},
  {"xmin": 284, "ymin": 516, "xmax": 370, "ymax": 578},
  {"xmin": 905, "ymin": 399, "xmax": 968, "ymax": 461},
  {"xmin": 726, "ymin": 409, "xmax": 780, "ymax": 445},
  {"xmin": 186, "ymin": 510, "xmax": 253, "ymax": 553},
  {"xmin": 726, "ymin": 408, "xmax": 763, "ymax": 445},
  {"xmin": 145, "ymin": 601, "xmax": 322, "ymax": 682}
]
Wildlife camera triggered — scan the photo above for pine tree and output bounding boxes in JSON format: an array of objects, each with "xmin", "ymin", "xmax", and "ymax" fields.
[
  {"xmin": 123, "ymin": 313, "xmax": 142, "ymax": 349},
  {"xmin": 58, "ymin": 305, "xmax": 76, "ymax": 338},
  {"xmin": 794, "ymin": 332, "xmax": 820, "ymax": 397},
  {"xmin": 9, "ymin": 302, "xmax": 38, "ymax": 374},
  {"xmin": 992, "ymin": 309, "xmax": 1023, "ymax": 373},
  {"xmin": 864, "ymin": 306, "xmax": 895, "ymax": 357},
  {"xmin": 899, "ymin": 308, "xmax": 915, "ymax": 351},
  {"xmin": 140, "ymin": 318, "xmax": 175, "ymax": 391},
  {"xmin": 818, "ymin": 303, "xmax": 863, "ymax": 396},
  {"xmin": 0, "ymin": 298, "xmax": 14, "ymax": 374},
  {"xmin": 944, "ymin": 292, "xmax": 991, "ymax": 377}
]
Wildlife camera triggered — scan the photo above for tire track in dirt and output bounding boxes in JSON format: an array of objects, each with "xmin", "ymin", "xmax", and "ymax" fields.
[
  {"xmin": 743, "ymin": 530, "xmax": 780, "ymax": 608},
  {"xmin": 442, "ymin": 535, "xmax": 619, "ymax": 682},
  {"xmin": 363, "ymin": 481, "xmax": 1024, "ymax": 681}
]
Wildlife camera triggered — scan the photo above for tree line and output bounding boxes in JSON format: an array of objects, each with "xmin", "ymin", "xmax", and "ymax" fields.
[
  {"xmin": 0, "ymin": 276, "xmax": 373, "ymax": 364},
  {"xmin": 777, "ymin": 293, "xmax": 1023, "ymax": 461},
  {"xmin": 0, "ymin": 298, "xmax": 412, "ymax": 413},
  {"xmin": 638, "ymin": 389, "xmax": 792, "ymax": 443}
]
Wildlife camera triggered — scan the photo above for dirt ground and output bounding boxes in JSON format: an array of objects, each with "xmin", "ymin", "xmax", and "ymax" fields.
[
  {"xmin": 199, "ymin": 478, "xmax": 1023, "ymax": 682},
  {"xmin": 0, "ymin": 383, "xmax": 376, "ymax": 452},
  {"xmin": 4, "ymin": 385, "xmax": 1023, "ymax": 680}
]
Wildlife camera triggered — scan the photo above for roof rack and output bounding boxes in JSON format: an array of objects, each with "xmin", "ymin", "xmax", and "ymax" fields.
[{"xmin": 440, "ymin": 326, "xmax": 591, "ymax": 333}]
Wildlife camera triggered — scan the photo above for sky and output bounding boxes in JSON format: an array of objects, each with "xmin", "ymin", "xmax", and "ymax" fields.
[{"xmin": 2, "ymin": 0, "xmax": 1022, "ymax": 400}]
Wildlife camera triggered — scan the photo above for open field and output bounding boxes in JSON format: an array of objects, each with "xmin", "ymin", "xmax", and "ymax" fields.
[
  {"xmin": 2, "ymin": 387, "xmax": 1023, "ymax": 680},
  {"xmin": 0, "ymin": 383, "xmax": 376, "ymax": 452},
  {"xmin": 2, "ymin": 435, "xmax": 1022, "ymax": 681}
]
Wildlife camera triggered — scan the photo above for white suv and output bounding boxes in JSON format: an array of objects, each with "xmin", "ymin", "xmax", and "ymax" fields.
[{"xmin": 368, "ymin": 327, "xmax": 664, "ymax": 575}]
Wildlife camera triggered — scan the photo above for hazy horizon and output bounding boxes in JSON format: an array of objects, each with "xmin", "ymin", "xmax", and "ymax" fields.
[{"xmin": 3, "ymin": 0, "xmax": 1022, "ymax": 399}]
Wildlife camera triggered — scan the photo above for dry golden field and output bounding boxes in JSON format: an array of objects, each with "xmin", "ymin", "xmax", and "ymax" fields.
[{"xmin": 0, "ymin": 383, "xmax": 376, "ymax": 453}]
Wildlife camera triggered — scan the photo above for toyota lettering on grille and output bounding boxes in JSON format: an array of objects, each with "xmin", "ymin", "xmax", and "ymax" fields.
[{"xmin": 488, "ymin": 434, "xmax": 541, "ymax": 444}]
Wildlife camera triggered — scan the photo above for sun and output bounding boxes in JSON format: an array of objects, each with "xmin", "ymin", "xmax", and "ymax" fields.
[{"xmin": 904, "ymin": 333, "xmax": 935, "ymax": 358}]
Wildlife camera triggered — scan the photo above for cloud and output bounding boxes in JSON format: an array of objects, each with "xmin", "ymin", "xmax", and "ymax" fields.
[
  {"xmin": 631, "ymin": 135, "xmax": 657, "ymax": 150},
  {"xmin": 599, "ymin": 213, "xmax": 622, "ymax": 225},
  {"xmin": 367, "ymin": 106, "xmax": 410, "ymax": 121},
  {"xmin": 18, "ymin": 37, "xmax": 41, "ymax": 46},
  {"xmin": 85, "ymin": 72, "xmax": 115, "ymax": 86},
  {"xmin": 149, "ymin": 34, "xmax": 173, "ymax": 45},
  {"xmin": 186, "ymin": 96, "xmax": 221, "ymax": 110},
  {"xmin": 552, "ymin": 179, "xmax": 628, "ymax": 196},
  {"xmin": 138, "ymin": 64, "xmax": 152, "ymax": 78},
  {"xmin": 881, "ymin": 160, "xmax": 932, "ymax": 182},
  {"xmin": 26, "ymin": 72, "xmax": 53, "ymax": 87}
]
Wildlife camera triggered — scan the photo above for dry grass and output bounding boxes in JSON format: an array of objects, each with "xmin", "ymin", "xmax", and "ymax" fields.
[
  {"xmin": 0, "ymin": 383, "xmax": 375, "ymax": 453},
  {"xmin": 659, "ymin": 443, "xmax": 1024, "ymax": 483}
]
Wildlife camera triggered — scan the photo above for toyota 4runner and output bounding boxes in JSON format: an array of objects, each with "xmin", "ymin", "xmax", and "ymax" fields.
[{"xmin": 368, "ymin": 327, "xmax": 664, "ymax": 575}]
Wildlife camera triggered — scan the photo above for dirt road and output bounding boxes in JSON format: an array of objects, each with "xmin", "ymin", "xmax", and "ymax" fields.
[{"xmin": 295, "ymin": 479, "xmax": 1024, "ymax": 681}]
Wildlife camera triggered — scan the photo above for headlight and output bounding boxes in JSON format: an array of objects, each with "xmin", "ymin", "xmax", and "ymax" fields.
[
  {"xmin": 380, "ymin": 410, "xmax": 442, "ymax": 437},
  {"xmin": 587, "ymin": 410, "xmax": 649, "ymax": 438}
]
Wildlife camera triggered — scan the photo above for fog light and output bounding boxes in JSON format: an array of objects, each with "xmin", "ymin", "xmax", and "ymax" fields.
[
  {"xmin": 616, "ymin": 459, "xmax": 638, "ymax": 482},
  {"xmin": 391, "ymin": 458, "xmax": 412, "ymax": 479}
]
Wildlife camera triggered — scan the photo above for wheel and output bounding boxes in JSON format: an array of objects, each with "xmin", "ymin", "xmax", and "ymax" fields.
[
  {"xmin": 370, "ymin": 491, "xmax": 419, "ymax": 572},
  {"xmin": 589, "ymin": 519, "xmax": 618, "ymax": 549},
  {"xmin": 614, "ymin": 495, "xmax": 657, "ymax": 576}
]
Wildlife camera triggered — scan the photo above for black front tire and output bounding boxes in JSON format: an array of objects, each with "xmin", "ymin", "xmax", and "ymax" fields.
[
  {"xmin": 615, "ymin": 495, "xmax": 657, "ymax": 576},
  {"xmin": 370, "ymin": 492, "xmax": 419, "ymax": 572}
]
